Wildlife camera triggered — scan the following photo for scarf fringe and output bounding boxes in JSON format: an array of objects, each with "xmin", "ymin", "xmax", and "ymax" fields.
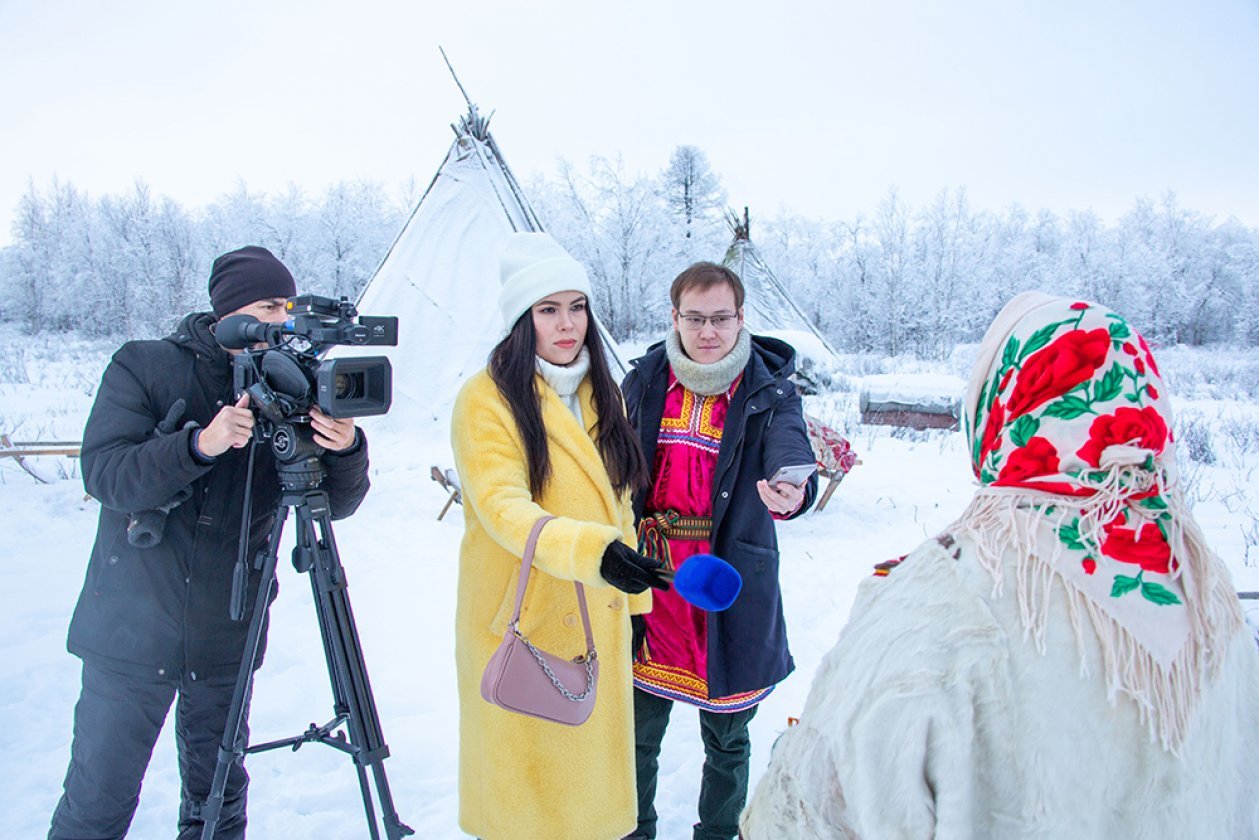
[{"xmin": 953, "ymin": 492, "xmax": 1242, "ymax": 753}]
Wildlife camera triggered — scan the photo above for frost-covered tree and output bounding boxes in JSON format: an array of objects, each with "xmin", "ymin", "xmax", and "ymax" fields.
[
  {"xmin": 910, "ymin": 188, "xmax": 994, "ymax": 356},
  {"xmin": 1123, "ymin": 193, "xmax": 1236, "ymax": 345},
  {"xmin": 199, "ymin": 180, "xmax": 402, "ymax": 307},
  {"xmin": 6, "ymin": 180, "xmax": 99, "ymax": 333},
  {"xmin": 989, "ymin": 204, "xmax": 1060, "ymax": 307},
  {"xmin": 7, "ymin": 182, "xmax": 58, "ymax": 332},
  {"xmin": 1230, "ymin": 229, "xmax": 1259, "ymax": 346},
  {"xmin": 869, "ymin": 189, "xmax": 914, "ymax": 355},
  {"xmin": 4, "ymin": 174, "xmax": 1258, "ymax": 352},
  {"xmin": 536, "ymin": 156, "xmax": 674, "ymax": 340},
  {"xmin": 201, "ymin": 182, "xmax": 271, "ymax": 259},
  {"xmin": 303, "ymin": 181, "xmax": 400, "ymax": 301},
  {"xmin": 1, "ymin": 178, "xmax": 405, "ymax": 338},
  {"xmin": 756, "ymin": 212, "xmax": 843, "ymax": 339},
  {"xmin": 831, "ymin": 214, "xmax": 876, "ymax": 351},
  {"xmin": 92, "ymin": 181, "xmax": 201, "ymax": 337},
  {"xmin": 659, "ymin": 145, "xmax": 727, "ymax": 263}
]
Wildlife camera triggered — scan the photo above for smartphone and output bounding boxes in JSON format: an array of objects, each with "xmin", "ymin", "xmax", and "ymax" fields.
[{"xmin": 768, "ymin": 463, "xmax": 816, "ymax": 487}]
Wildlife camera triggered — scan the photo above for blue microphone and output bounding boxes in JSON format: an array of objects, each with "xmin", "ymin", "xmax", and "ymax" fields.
[{"xmin": 660, "ymin": 554, "xmax": 742, "ymax": 612}]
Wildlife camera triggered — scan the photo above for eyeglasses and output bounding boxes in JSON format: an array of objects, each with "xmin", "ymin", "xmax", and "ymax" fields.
[{"xmin": 678, "ymin": 313, "xmax": 740, "ymax": 331}]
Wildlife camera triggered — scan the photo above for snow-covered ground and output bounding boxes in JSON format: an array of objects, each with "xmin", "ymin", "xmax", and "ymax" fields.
[{"xmin": 3, "ymin": 329, "xmax": 1258, "ymax": 838}]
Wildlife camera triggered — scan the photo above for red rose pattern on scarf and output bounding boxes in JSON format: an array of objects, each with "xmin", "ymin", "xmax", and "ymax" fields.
[
  {"xmin": 996, "ymin": 436, "xmax": 1059, "ymax": 484},
  {"xmin": 969, "ymin": 302, "xmax": 1182, "ymax": 607},
  {"xmin": 1077, "ymin": 407, "xmax": 1168, "ymax": 467},
  {"xmin": 1002, "ymin": 327, "xmax": 1112, "ymax": 419}
]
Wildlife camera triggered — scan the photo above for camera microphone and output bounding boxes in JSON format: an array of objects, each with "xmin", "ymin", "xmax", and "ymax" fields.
[{"xmin": 217, "ymin": 314, "xmax": 283, "ymax": 349}]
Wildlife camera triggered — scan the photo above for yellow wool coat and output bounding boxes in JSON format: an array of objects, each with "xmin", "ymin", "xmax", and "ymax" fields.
[{"xmin": 451, "ymin": 368, "xmax": 649, "ymax": 840}]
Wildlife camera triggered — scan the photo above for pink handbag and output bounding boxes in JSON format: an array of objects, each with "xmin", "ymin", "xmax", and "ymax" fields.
[{"xmin": 480, "ymin": 516, "xmax": 599, "ymax": 726}]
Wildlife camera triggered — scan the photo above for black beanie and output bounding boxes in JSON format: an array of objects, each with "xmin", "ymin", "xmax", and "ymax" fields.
[{"xmin": 207, "ymin": 246, "xmax": 297, "ymax": 318}]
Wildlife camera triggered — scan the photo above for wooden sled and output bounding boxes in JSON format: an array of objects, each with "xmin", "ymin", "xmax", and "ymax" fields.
[{"xmin": 0, "ymin": 434, "xmax": 81, "ymax": 484}]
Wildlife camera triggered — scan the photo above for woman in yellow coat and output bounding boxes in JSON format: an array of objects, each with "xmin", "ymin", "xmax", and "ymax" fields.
[{"xmin": 452, "ymin": 232, "xmax": 670, "ymax": 840}]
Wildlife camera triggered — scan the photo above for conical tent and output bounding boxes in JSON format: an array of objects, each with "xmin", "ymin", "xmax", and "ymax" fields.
[
  {"xmin": 722, "ymin": 208, "xmax": 839, "ymax": 364},
  {"xmin": 342, "ymin": 105, "xmax": 630, "ymax": 432}
]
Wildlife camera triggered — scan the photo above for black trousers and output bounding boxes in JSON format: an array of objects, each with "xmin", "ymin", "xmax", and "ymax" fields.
[
  {"xmin": 631, "ymin": 687, "xmax": 759, "ymax": 840},
  {"xmin": 48, "ymin": 660, "xmax": 250, "ymax": 840}
]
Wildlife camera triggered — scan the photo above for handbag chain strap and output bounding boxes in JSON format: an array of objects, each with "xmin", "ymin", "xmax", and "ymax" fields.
[
  {"xmin": 515, "ymin": 633, "xmax": 596, "ymax": 701},
  {"xmin": 508, "ymin": 515, "xmax": 599, "ymax": 702}
]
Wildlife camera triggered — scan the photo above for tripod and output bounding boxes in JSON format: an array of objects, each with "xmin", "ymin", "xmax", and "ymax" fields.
[{"xmin": 200, "ymin": 455, "xmax": 413, "ymax": 839}]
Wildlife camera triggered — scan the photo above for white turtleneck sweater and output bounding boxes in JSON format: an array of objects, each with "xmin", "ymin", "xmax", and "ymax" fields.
[{"xmin": 535, "ymin": 347, "xmax": 591, "ymax": 424}]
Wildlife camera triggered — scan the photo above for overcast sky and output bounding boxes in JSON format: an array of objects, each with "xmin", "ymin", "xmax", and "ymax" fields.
[{"xmin": 2, "ymin": 0, "xmax": 1257, "ymax": 248}]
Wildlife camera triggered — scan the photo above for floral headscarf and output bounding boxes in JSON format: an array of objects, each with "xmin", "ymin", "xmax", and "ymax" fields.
[{"xmin": 956, "ymin": 292, "xmax": 1241, "ymax": 750}]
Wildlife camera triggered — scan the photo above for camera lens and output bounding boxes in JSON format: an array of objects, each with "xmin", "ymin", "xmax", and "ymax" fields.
[
  {"xmin": 316, "ymin": 357, "xmax": 391, "ymax": 419},
  {"xmin": 335, "ymin": 371, "xmax": 363, "ymax": 400}
]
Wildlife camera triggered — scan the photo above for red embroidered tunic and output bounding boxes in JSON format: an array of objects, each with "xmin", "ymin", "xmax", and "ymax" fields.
[{"xmin": 631, "ymin": 371, "xmax": 773, "ymax": 712}]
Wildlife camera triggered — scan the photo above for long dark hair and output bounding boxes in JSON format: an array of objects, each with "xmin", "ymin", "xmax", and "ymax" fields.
[{"xmin": 489, "ymin": 307, "xmax": 648, "ymax": 498}]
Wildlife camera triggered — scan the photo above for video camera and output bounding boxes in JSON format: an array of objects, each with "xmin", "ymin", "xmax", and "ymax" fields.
[
  {"xmin": 218, "ymin": 294, "xmax": 397, "ymax": 468},
  {"xmin": 207, "ymin": 295, "xmax": 412, "ymax": 839}
]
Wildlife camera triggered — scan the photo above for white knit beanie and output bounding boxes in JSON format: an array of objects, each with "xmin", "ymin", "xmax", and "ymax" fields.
[{"xmin": 498, "ymin": 232, "xmax": 593, "ymax": 329}]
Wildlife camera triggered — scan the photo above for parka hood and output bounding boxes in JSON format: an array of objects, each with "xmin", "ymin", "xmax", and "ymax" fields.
[
  {"xmin": 166, "ymin": 311, "xmax": 231, "ymax": 364},
  {"xmin": 747, "ymin": 334, "xmax": 797, "ymax": 379}
]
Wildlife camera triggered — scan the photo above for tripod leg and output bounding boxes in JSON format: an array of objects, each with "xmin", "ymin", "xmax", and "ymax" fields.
[
  {"xmin": 199, "ymin": 507, "xmax": 289, "ymax": 840},
  {"xmin": 296, "ymin": 496, "xmax": 413, "ymax": 839}
]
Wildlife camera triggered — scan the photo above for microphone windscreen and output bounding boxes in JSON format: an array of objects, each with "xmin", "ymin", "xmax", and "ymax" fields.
[
  {"xmin": 215, "ymin": 314, "xmax": 263, "ymax": 350},
  {"xmin": 673, "ymin": 554, "xmax": 742, "ymax": 612}
]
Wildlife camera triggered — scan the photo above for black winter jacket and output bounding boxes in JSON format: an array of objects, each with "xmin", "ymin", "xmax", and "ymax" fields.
[
  {"xmin": 622, "ymin": 334, "xmax": 818, "ymax": 697},
  {"xmin": 67, "ymin": 312, "xmax": 371, "ymax": 680}
]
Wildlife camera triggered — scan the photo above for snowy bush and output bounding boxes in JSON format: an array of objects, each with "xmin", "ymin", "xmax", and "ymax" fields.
[
  {"xmin": 1176, "ymin": 410, "xmax": 1217, "ymax": 465},
  {"xmin": 0, "ymin": 344, "xmax": 30, "ymax": 385},
  {"xmin": 1219, "ymin": 415, "xmax": 1259, "ymax": 457},
  {"xmin": 1157, "ymin": 346, "xmax": 1259, "ymax": 401}
]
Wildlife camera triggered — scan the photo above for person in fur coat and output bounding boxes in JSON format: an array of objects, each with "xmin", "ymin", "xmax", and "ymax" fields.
[
  {"xmin": 740, "ymin": 292, "xmax": 1259, "ymax": 839},
  {"xmin": 451, "ymin": 232, "xmax": 670, "ymax": 840}
]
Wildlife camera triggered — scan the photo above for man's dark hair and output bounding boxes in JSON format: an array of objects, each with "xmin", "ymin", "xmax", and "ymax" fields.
[
  {"xmin": 489, "ymin": 307, "xmax": 648, "ymax": 498},
  {"xmin": 669, "ymin": 262, "xmax": 745, "ymax": 310}
]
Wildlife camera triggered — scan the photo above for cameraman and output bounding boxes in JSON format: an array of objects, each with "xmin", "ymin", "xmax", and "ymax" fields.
[{"xmin": 49, "ymin": 246, "xmax": 371, "ymax": 840}]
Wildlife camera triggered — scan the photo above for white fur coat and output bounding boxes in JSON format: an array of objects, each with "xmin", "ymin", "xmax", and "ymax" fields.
[{"xmin": 741, "ymin": 532, "xmax": 1259, "ymax": 839}]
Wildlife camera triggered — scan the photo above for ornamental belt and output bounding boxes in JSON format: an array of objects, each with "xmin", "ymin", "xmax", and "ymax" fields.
[{"xmin": 636, "ymin": 509, "xmax": 713, "ymax": 570}]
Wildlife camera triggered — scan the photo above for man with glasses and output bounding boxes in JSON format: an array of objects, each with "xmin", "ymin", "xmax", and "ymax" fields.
[{"xmin": 621, "ymin": 261, "xmax": 818, "ymax": 840}]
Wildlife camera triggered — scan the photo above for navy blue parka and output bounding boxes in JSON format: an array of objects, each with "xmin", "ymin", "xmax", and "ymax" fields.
[{"xmin": 622, "ymin": 334, "xmax": 818, "ymax": 698}]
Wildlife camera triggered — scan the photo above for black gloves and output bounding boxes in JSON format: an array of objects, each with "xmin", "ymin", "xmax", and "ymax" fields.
[
  {"xmin": 600, "ymin": 541, "xmax": 670, "ymax": 595},
  {"xmin": 127, "ymin": 399, "xmax": 192, "ymax": 548}
]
